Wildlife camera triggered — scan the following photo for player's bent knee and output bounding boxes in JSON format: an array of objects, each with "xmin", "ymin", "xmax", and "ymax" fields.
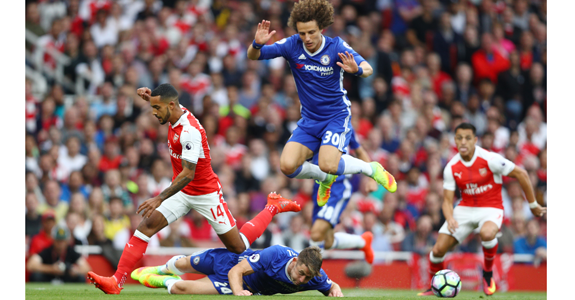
[
  {"xmin": 280, "ymin": 162, "xmax": 298, "ymax": 176},
  {"xmin": 432, "ymin": 244, "xmax": 449, "ymax": 258},
  {"xmin": 318, "ymin": 161, "xmax": 338, "ymax": 175},
  {"xmin": 310, "ymin": 229, "xmax": 326, "ymax": 242}
]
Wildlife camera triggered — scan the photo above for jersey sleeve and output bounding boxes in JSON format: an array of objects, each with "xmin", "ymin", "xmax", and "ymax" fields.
[
  {"xmin": 302, "ymin": 269, "xmax": 333, "ymax": 295},
  {"xmin": 258, "ymin": 35, "xmax": 297, "ymax": 60},
  {"xmin": 336, "ymin": 37, "xmax": 366, "ymax": 67},
  {"xmin": 487, "ymin": 152, "xmax": 516, "ymax": 176},
  {"xmin": 443, "ymin": 164, "xmax": 456, "ymax": 191},
  {"xmin": 348, "ymin": 129, "xmax": 360, "ymax": 151},
  {"xmin": 246, "ymin": 247, "xmax": 278, "ymax": 273},
  {"xmin": 179, "ymin": 127, "xmax": 202, "ymax": 164}
]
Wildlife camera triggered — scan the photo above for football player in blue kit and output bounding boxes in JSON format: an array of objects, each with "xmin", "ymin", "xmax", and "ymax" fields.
[
  {"xmin": 131, "ymin": 245, "xmax": 343, "ymax": 297},
  {"xmin": 310, "ymin": 129, "xmax": 378, "ymax": 264},
  {"xmin": 247, "ymin": 0, "xmax": 397, "ymax": 206}
]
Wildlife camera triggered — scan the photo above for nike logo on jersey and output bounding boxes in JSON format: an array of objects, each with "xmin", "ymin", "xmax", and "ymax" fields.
[
  {"xmin": 454, "ymin": 172, "xmax": 462, "ymax": 179},
  {"xmin": 127, "ymin": 243, "xmax": 133, "ymax": 248},
  {"xmin": 298, "ymin": 54, "xmax": 306, "ymax": 60}
]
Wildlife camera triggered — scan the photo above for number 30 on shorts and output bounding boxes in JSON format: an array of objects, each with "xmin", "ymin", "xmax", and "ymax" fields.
[{"xmin": 322, "ymin": 131, "xmax": 340, "ymax": 146}]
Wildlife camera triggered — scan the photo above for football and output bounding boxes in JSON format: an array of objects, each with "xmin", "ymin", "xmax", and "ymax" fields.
[{"xmin": 431, "ymin": 269, "xmax": 462, "ymax": 298}]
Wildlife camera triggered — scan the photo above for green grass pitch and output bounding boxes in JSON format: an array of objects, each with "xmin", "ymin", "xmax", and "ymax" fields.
[{"xmin": 26, "ymin": 283, "xmax": 546, "ymax": 299}]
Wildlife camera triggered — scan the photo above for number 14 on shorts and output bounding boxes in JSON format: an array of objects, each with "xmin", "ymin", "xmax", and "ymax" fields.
[{"xmin": 210, "ymin": 204, "xmax": 227, "ymax": 224}]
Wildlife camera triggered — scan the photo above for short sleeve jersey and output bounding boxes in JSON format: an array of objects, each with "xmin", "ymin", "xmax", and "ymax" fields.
[
  {"xmin": 244, "ymin": 245, "xmax": 333, "ymax": 295},
  {"xmin": 167, "ymin": 108, "xmax": 221, "ymax": 195},
  {"xmin": 259, "ymin": 34, "xmax": 366, "ymax": 121},
  {"xmin": 443, "ymin": 146, "xmax": 515, "ymax": 209}
]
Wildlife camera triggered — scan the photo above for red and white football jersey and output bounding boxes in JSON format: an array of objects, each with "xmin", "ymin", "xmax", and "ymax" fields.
[
  {"xmin": 443, "ymin": 146, "xmax": 515, "ymax": 209},
  {"xmin": 167, "ymin": 108, "xmax": 221, "ymax": 196}
]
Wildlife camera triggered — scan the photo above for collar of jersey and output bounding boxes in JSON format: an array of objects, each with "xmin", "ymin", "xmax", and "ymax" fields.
[
  {"xmin": 284, "ymin": 257, "xmax": 295, "ymax": 282},
  {"xmin": 303, "ymin": 35, "xmax": 326, "ymax": 57},
  {"xmin": 459, "ymin": 145, "xmax": 481, "ymax": 167},
  {"xmin": 171, "ymin": 110, "xmax": 188, "ymax": 128}
]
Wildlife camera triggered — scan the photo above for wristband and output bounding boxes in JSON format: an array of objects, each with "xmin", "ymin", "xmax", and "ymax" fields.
[
  {"xmin": 529, "ymin": 201, "xmax": 539, "ymax": 209},
  {"xmin": 252, "ymin": 40, "xmax": 264, "ymax": 50},
  {"xmin": 353, "ymin": 66, "xmax": 363, "ymax": 77}
]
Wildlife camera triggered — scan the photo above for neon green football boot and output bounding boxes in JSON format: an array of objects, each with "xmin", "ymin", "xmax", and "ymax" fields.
[
  {"xmin": 369, "ymin": 162, "xmax": 397, "ymax": 193},
  {"xmin": 139, "ymin": 274, "xmax": 181, "ymax": 289},
  {"xmin": 316, "ymin": 174, "xmax": 338, "ymax": 207},
  {"xmin": 131, "ymin": 266, "xmax": 167, "ymax": 281}
]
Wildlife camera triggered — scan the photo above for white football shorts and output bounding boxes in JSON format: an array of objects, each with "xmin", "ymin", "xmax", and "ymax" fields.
[
  {"xmin": 438, "ymin": 206, "xmax": 504, "ymax": 243},
  {"xmin": 156, "ymin": 189, "xmax": 236, "ymax": 235}
]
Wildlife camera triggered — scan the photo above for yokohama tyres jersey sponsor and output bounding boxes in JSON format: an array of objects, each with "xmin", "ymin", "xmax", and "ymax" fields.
[
  {"xmin": 443, "ymin": 146, "xmax": 515, "ymax": 209},
  {"xmin": 168, "ymin": 109, "xmax": 221, "ymax": 195}
]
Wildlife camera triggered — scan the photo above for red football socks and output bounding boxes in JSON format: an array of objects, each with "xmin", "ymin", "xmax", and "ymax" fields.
[
  {"xmin": 483, "ymin": 244, "xmax": 498, "ymax": 272},
  {"xmin": 429, "ymin": 260, "xmax": 445, "ymax": 282},
  {"xmin": 240, "ymin": 206, "xmax": 276, "ymax": 244},
  {"xmin": 113, "ymin": 235, "xmax": 149, "ymax": 287}
]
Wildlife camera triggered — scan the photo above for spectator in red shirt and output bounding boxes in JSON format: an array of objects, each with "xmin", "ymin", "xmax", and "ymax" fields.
[
  {"xmin": 427, "ymin": 52, "xmax": 452, "ymax": 100},
  {"xmin": 98, "ymin": 137, "xmax": 123, "ymax": 172},
  {"xmin": 28, "ymin": 210, "xmax": 57, "ymax": 256},
  {"xmin": 471, "ymin": 32, "xmax": 510, "ymax": 85}
]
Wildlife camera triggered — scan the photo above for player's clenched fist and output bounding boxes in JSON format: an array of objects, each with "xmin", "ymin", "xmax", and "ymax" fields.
[
  {"xmin": 234, "ymin": 290, "xmax": 253, "ymax": 296},
  {"xmin": 254, "ymin": 20, "xmax": 276, "ymax": 45},
  {"xmin": 137, "ymin": 87, "xmax": 152, "ymax": 101}
]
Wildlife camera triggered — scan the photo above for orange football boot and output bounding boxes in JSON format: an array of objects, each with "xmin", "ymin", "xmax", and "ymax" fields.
[{"xmin": 87, "ymin": 271, "xmax": 122, "ymax": 294}]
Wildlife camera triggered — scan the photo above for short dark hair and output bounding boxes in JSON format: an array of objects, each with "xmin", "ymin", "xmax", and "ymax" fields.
[
  {"xmin": 151, "ymin": 83, "xmax": 179, "ymax": 104},
  {"xmin": 287, "ymin": 0, "xmax": 335, "ymax": 31},
  {"xmin": 454, "ymin": 122, "xmax": 477, "ymax": 136},
  {"xmin": 297, "ymin": 246, "xmax": 323, "ymax": 277}
]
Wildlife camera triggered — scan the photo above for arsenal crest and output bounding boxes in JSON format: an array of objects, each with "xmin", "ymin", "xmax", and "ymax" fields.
[
  {"xmin": 479, "ymin": 168, "xmax": 487, "ymax": 177},
  {"xmin": 173, "ymin": 133, "xmax": 179, "ymax": 143}
]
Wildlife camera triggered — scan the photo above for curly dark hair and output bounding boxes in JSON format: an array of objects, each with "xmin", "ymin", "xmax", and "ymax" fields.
[{"xmin": 287, "ymin": 0, "xmax": 335, "ymax": 31}]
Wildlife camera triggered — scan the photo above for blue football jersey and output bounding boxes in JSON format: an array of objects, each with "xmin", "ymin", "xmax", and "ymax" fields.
[
  {"xmin": 243, "ymin": 245, "xmax": 333, "ymax": 295},
  {"xmin": 259, "ymin": 34, "xmax": 366, "ymax": 121}
]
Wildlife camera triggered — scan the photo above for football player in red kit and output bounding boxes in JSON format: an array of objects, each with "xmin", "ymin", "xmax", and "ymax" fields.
[
  {"xmin": 418, "ymin": 123, "xmax": 546, "ymax": 296},
  {"xmin": 87, "ymin": 84, "xmax": 301, "ymax": 294}
]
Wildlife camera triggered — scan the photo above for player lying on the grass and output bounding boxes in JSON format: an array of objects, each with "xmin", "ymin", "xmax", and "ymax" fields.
[
  {"xmin": 310, "ymin": 129, "xmax": 377, "ymax": 264},
  {"xmin": 87, "ymin": 83, "xmax": 301, "ymax": 295},
  {"xmin": 417, "ymin": 123, "xmax": 547, "ymax": 297},
  {"xmin": 131, "ymin": 245, "xmax": 344, "ymax": 297},
  {"xmin": 247, "ymin": 0, "xmax": 396, "ymax": 206}
]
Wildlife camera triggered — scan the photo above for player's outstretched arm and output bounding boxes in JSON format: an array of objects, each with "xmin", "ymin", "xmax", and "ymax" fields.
[
  {"xmin": 442, "ymin": 189, "xmax": 458, "ymax": 234},
  {"xmin": 247, "ymin": 20, "xmax": 276, "ymax": 60},
  {"xmin": 507, "ymin": 166, "xmax": 547, "ymax": 217},
  {"xmin": 228, "ymin": 259, "xmax": 255, "ymax": 296},
  {"xmin": 327, "ymin": 281, "xmax": 344, "ymax": 297},
  {"xmin": 137, "ymin": 161, "xmax": 197, "ymax": 218},
  {"xmin": 136, "ymin": 87, "xmax": 152, "ymax": 102}
]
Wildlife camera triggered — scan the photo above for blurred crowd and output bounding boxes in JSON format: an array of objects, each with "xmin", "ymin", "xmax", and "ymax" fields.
[{"xmin": 25, "ymin": 0, "xmax": 547, "ymax": 269}]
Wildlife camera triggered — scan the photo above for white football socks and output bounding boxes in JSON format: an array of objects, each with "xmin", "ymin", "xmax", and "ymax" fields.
[
  {"xmin": 166, "ymin": 278, "xmax": 183, "ymax": 294},
  {"xmin": 430, "ymin": 252, "xmax": 445, "ymax": 263},
  {"xmin": 160, "ymin": 255, "xmax": 187, "ymax": 275},
  {"xmin": 294, "ymin": 161, "xmax": 328, "ymax": 181},
  {"xmin": 481, "ymin": 238, "xmax": 498, "ymax": 249},
  {"xmin": 333, "ymin": 232, "xmax": 366, "ymax": 249},
  {"xmin": 341, "ymin": 155, "xmax": 373, "ymax": 176}
]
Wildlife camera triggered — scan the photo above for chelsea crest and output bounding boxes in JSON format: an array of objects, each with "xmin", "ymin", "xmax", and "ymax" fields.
[{"xmin": 320, "ymin": 54, "xmax": 330, "ymax": 66}]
